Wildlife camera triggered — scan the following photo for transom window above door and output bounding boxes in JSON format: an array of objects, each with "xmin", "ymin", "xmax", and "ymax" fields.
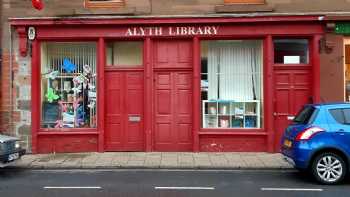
[
  {"xmin": 274, "ymin": 39, "xmax": 309, "ymax": 64},
  {"xmin": 84, "ymin": 0, "xmax": 124, "ymax": 8},
  {"xmin": 106, "ymin": 41, "xmax": 143, "ymax": 67}
]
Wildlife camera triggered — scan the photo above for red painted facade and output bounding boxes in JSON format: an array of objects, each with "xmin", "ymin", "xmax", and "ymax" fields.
[{"xmin": 11, "ymin": 16, "xmax": 323, "ymax": 153}]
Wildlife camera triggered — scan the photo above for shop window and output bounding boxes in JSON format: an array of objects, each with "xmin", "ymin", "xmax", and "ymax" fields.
[
  {"xmin": 84, "ymin": 0, "xmax": 124, "ymax": 8},
  {"xmin": 274, "ymin": 39, "xmax": 309, "ymax": 64},
  {"xmin": 106, "ymin": 41, "xmax": 143, "ymax": 67},
  {"xmin": 201, "ymin": 40, "xmax": 263, "ymax": 129},
  {"xmin": 40, "ymin": 42, "xmax": 97, "ymax": 129},
  {"xmin": 224, "ymin": 0, "xmax": 265, "ymax": 4}
]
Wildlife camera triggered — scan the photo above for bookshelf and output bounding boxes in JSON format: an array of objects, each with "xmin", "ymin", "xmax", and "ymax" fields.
[{"xmin": 202, "ymin": 100, "xmax": 260, "ymax": 128}]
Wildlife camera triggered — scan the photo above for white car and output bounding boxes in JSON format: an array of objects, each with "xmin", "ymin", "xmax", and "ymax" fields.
[{"xmin": 0, "ymin": 134, "xmax": 26, "ymax": 167}]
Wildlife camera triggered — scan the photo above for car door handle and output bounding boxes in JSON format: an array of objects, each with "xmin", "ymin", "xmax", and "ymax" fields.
[{"xmin": 336, "ymin": 130, "xmax": 345, "ymax": 135}]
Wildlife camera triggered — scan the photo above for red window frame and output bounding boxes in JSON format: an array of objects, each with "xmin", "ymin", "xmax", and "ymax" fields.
[
  {"xmin": 224, "ymin": 0, "xmax": 265, "ymax": 4},
  {"xmin": 84, "ymin": 0, "xmax": 124, "ymax": 8}
]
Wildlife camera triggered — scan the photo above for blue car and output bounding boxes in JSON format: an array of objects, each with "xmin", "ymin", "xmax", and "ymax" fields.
[{"xmin": 281, "ymin": 103, "xmax": 350, "ymax": 184}]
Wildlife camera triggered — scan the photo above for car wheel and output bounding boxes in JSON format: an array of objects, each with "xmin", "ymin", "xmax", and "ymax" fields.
[{"xmin": 311, "ymin": 152, "xmax": 347, "ymax": 184}]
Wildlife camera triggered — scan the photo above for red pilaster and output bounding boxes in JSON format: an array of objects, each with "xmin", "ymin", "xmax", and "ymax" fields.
[
  {"xmin": 312, "ymin": 35, "xmax": 321, "ymax": 103},
  {"xmin": 31, "ymin": 40, "xmax": 40, "ymax": 153},
  {"xmin": 16, "ymin": 27, "xmax": 27, "ymax": 57},
  {"xmin": 265, "ymin": 35, "xmax": 275, "ymax": 152},
  {"xmin": 97, "ymin": 38, "xmax": 105, "ymax": 152},
  {"xmin": 192, "ymin": 36, "xmax": 200, "ymax": 152},
  {"xmin": 145, "ymin": 37, "xmax": 153, "ymax": 151}
]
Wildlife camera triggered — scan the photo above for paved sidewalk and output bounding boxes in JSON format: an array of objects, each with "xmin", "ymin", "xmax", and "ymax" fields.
[{"xmin": 12, "ymin": 152, "xmax": 293, "ymax": 169}]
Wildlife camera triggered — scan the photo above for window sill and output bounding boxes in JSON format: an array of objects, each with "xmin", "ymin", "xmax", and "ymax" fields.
[
  {"xmin": 215, "ymin": 4, "xmax": 274, "ymax": 13},
  {"xmin": 85, "ymin": 1, "xmax": 124, "ymax": 9},
  {"xmin": 74, "ymin": 7, "xmax": 136, "ymax": 15},
  {"xmin": 38, "ymin": 129, "xmax": 99, "ymax": 135},
  {"xmin": 199, "ymin": 129, "xmax": 267, "ymax": 136}
]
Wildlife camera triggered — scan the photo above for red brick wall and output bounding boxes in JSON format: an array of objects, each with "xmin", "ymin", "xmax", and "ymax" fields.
[{"xmin": 320, "ymin": 33, "xmax": 345, "ymax": 102}]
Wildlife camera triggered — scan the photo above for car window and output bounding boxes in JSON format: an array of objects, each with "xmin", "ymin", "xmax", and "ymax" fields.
[
  {"xmin": 343, "ymin": 108, "xmax": 350, "ymax": 124},
  {"xmin": 293, "ymin": 106, "xmax": 315, "ymax": 124},
  {"xmin": 329, "ymin": 109, "xmax": 345, "ymax": 124}
]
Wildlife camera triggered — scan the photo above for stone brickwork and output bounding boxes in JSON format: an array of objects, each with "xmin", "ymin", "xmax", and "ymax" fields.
[{"xmin": 0, "ymin": 28, "xmax": 32, "ymax": 151}]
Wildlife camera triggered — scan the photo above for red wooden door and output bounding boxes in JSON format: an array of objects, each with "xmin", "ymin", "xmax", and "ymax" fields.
[
  {"xmin": 273, "ymin": 68, "xmax": 312, "ymax": 151},
  {"xmin": 105, "ymin": 71, "xmax": 144, "ymax": 151},
  {"xmin": 154, "ymin": 72, "xmax": 193, "ymax": 151},
  {"xmin": 153, "ymin": 40, "xmax": 193, "ymax": 151}
]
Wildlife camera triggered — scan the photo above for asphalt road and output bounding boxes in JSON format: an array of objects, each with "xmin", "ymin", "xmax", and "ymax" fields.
[{"xmin": 0, "ymin": 169, "xmax": 349, "ymax": 197}]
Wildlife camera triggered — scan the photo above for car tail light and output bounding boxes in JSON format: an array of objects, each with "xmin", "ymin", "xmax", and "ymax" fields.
[{"xmin": 295, "ymin": 127, "xmax": 324, "ymax": 141}]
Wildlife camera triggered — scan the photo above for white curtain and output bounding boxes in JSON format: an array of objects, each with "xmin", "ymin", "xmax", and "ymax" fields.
[{"xmin": 207, "ymin": 41, "xmax": 262, "ymax": 101}]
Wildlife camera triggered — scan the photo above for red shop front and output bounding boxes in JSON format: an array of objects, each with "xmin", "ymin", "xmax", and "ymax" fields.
[{"xmin": 11, "ymin": 16, "xmax": 323, "ymax": 153}]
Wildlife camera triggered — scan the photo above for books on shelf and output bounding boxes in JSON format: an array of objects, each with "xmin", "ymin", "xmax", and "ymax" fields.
[{"xmin": 202, "ymin": 100, "xmax": 260, "ymax": 129}]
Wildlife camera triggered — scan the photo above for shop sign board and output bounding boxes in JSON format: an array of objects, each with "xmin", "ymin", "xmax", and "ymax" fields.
[{"xmin": 125, "ymin": 26, "xmax": 219, "ymax": 36}]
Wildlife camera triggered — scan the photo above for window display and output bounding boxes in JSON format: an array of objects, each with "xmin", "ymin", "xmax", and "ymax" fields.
[
  {"xmin": 201, "ymin": 40, "xmax": 263, "ymax": 129},
  {"xmin": 40, "ymin": 42, "xmax": 97, "ymax": 129}
]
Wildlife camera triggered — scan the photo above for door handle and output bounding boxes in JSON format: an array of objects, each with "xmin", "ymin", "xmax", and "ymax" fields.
[
  {"xmin": 273, "ymin": 112, "xmax": 289, "ymax": 116},
  {"xmin": 335, "ymin": 129, "xmax": 345, "ymax": 135}
]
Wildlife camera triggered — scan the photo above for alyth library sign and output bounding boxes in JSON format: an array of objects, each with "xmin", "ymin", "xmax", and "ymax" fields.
[{"xmin": 125, "ymin": 26, "xmax": 219, "ymax": 36}]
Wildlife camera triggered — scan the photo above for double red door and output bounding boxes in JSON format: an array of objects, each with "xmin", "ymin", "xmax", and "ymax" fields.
[
  {"xmin": 105, "ymin": 71, "xmax": 144, "ymax": 151},
  {"xmin": 273, "ymin": 68, "xmax": 312, "ymax": 151},
  {"xmin": 104, "ymin": 40, "xmax": 193, "ymax": 152}
]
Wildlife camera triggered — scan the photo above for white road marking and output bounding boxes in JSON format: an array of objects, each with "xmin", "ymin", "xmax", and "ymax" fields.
[
  {"xmin": 155, "ymin": 187, "xmax": 215, "ymax": 190},
  {"xmin": 261, "ymin": 188, "xmax": 323, "ymax": 192},
  {"xmin": 44, "ymin": 186, "xmax": 102, "ymax": 189}
]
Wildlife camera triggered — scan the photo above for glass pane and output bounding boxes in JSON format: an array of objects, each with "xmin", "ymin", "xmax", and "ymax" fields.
[
  {"xmin": 343, "ymin": 108, "xmax": 350, "ymax": 124},
  {"xmin": 329, "ymin": 109, "xmax": 345, "ymax": 124},
  {"xmin": 41, "ymin": 42, "xmax": 97, "ymax": 129},
  {"xmin": 106, "ymin": 41, "xmax": 143, "ymax": 67},
  {"xmin": 201, "ymin": 40, "xmax": 263, "ymax": 129},
  {"xmin": 293, "ymin": 106, "xmax": 315, "ymax": 124},
  {"xmin": 274, "ymin": 39, "xmax": 309, "ymax": 64}
]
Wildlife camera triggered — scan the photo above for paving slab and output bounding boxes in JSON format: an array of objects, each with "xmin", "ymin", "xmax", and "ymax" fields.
[{"xmin": 10, "ymin": 152, "xmax": 293, "ymax": 169}]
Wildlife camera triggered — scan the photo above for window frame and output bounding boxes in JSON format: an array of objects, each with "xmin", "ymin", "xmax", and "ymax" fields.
[
  {"xmin": 273, "ymin": 38, "xmax": 310, "ymax": 65},
  {"xmin": 105, "ymin": 40, "xmax": 144, "ymax": 69},
  {"xmin": 224, "ymin": 0, "xmax": 265, "ymax": 4},
  {"xmin": 329, "ymin": 108, "xmax": 350, "ymax": 125},
  {"xmin": 199, "ymin": 39, "xmax": 265, "ymax": 131},
  {"xmin": 39, "ymin": 41, "xmax": 98, "ymax": 132},
  {"xmin": 293, "ymin": 106, "xmax": 316, "ymax": 124},
  {"xmin": 84, "ymin": 0, "xmax": 124, "ymax": 8}
]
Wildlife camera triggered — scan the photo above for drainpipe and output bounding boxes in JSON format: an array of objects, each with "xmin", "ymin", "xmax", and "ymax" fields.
[{"xmin": 8, "ymin": 23, "xmax": 13, "ymax": 136}]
